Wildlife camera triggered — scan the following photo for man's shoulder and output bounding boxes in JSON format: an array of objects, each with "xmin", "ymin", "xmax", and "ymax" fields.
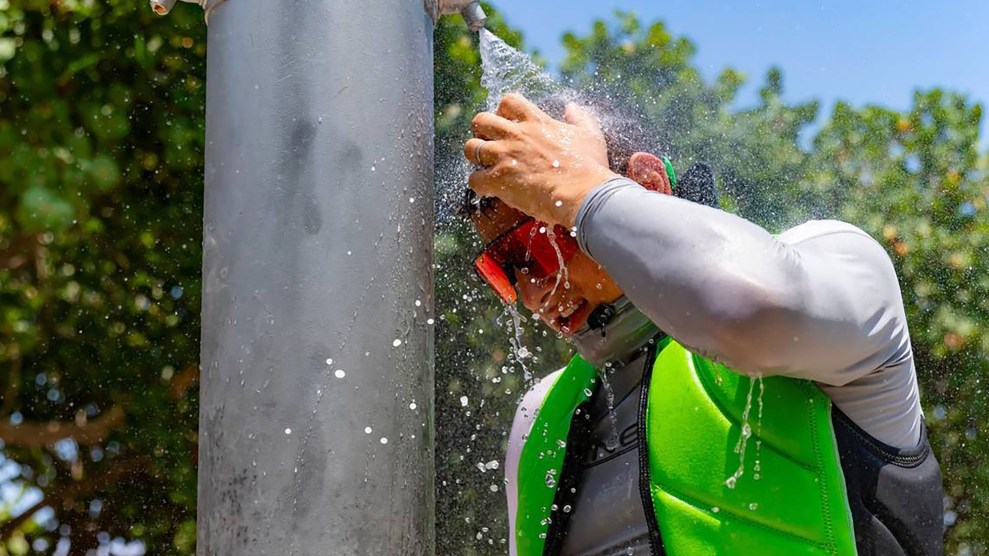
[
  {"xmin": 512, "ymin": 368, "xmax": 566, "ymax": 426},
  {"xmin": 505, "ymin": 368, "xmax": 567, "ymax": 506},
  {"xmin": 779, "ymin": 219, "xmax": 894, "ymax": 269},
  {"xmin": 778, "ymin": 219, "xmax": 874, "ymax": 245}
]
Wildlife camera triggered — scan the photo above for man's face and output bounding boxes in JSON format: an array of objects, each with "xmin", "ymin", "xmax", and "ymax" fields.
[{"xmin": 471, "ymin": 199, "xmax": 623, "ymax": 335}]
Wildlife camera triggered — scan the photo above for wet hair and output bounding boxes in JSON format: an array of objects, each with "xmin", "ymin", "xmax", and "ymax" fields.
[{"xmin": 459, "ymin": 93, "xmax": 664, "ymax": 219}]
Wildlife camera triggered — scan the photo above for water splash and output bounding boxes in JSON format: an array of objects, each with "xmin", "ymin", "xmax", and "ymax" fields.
[
  {"xmin": 479, "ymin": 29, "xmax": 565, "ymax": 111},
  {"xmin": 504, "ymin": 303, "xmax": 532, "ymax": 381},
  {"xmin": 434, "ymin": 29, "xmax": 570, "ymax": 225},
  {"xmin": 754, "ymin": 377, "xmax": 765, "ymax": 480},
  {"xmin": 599, "ymin": 365, "xmax": 621, "ymax": 451},
  {"xmin": 725, "ymin": 375, "xmax": 761, "ymax": 489},
  {"xmin": 540, "ymin": 227, "xmax": 570, "ymax": 312}
]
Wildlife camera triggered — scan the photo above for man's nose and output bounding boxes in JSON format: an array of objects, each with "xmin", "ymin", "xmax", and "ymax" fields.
[{"xmin": 514, "ymin": 269, "xmax": 555, "ymax": 311}]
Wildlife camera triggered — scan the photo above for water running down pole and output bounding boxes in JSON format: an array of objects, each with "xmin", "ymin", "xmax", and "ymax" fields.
[{"xmin": 186, "ymin": 0, "xmax": 436, "ymax": 553}]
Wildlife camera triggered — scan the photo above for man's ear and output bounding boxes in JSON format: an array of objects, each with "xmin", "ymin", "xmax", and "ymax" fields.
[{"xmin": 626, "ymin": 152, "xmax": 672, "ymax": 195}]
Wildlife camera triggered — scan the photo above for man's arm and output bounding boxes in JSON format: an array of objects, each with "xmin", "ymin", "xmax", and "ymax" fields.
[{"xmin": 575, "ymin": 178, "xmax": 911, "ymax": 386}]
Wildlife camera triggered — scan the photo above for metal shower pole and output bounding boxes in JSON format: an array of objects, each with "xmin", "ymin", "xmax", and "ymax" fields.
[
  {"xmin": 198, "ymin": 1, "xmax": 436, "ymax": 553},
  {"xmin": 152, "ymin": 0, "xmax": 484, "ymax": 553}
]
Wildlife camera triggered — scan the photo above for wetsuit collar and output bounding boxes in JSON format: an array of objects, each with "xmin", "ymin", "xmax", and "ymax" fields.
[{"xmin": 571, "ymin": 296, "xmax": 661, "ymax": 369}]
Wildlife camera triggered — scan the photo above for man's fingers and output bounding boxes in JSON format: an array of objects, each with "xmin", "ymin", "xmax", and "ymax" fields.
[
  {"xmin": 496, "ymin": 93, "xmax": 544, "ymax": 122},
  {"xmin": 464, "ymin": 138, "xmax": 502, "ymax": 167},
  {"xmin": 564, "ymin": 102, "xmax": 604, "ymax": 137},
  {"xmin": 468, "ymin": 166, "xmax": 497, "ymax": 198},
  {"xmin": 472, "ymin": 111, "xmax": 515, "ymax": 140}
]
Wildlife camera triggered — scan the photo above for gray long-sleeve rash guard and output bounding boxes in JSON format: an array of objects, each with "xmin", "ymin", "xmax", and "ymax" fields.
[{"xmin": 574, "ymin": 177, "xmax": 923, "ymax": 449}]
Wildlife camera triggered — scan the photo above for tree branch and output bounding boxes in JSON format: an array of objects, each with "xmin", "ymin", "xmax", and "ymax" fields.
[
  {"xmin": 0, "ymin": 355, "xmax": 23, "ymax": 418},
  {"xmin": 0, "ymin": 406, "xmax": 126, "ymax": 449},
  {"xmin": 0, "ymin": 456, "xmax": 150, "ymax": 540},
  {"xmin": 0, "ymin": 234, "xmax": 37, "ymax": 272},
  {"xmin": 169, "ymin": 364, "xmax": 199, "ymax": 400}
]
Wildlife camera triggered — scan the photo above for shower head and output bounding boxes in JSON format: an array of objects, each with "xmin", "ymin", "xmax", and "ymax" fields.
[{"xmin": 439, "ymin": 0, "xmax": 487, "ymax": 32}]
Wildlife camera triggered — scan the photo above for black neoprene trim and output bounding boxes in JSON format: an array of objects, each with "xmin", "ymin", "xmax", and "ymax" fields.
[
  {"xmin": 831, "ymin": 406, "xmax": 944, "ymax": 555},
  {"xmin": 636, "ymin": 342, "xmax": 666, "ymax": 555},
  {"xmin": 542, "ymin": 398, "xmax": 596, "ymax": 556}
]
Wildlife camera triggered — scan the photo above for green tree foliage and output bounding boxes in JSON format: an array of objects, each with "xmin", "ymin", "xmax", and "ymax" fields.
[
  {"xmin": 1, "ymin": 0, "xmax": 204, "ymax": 553},
  {"xmin": 1, "ymin": 2, "xmax": 986, "ymax": 554},
  {"xmin": 434, "ymin": 10, "xmax": 988, "ymax": 555},
  {"xmin": 812, "ymin": 92, "xmax": 989, "ymax": 549}
]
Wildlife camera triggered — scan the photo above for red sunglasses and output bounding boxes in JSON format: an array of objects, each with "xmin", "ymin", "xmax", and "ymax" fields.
[{"xmin": 473, "ymin": 218, "xmax": 579, "ymax": 305}]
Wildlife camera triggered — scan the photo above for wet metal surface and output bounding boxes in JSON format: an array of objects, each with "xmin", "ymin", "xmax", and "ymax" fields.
[{"xmin": 198, "ymin": 1, "xmax": 436, "ymax": 553}]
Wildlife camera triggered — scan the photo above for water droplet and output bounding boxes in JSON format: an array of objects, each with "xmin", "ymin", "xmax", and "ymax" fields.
[
  {"xmin": 563, "ymin": 504, "xmax": 572, "ymax": 513},
  {"xmin": 426, "ymin": 318, "xmax": 435, "ymax": 325},
  {"xmin": 371, "ymin": 165, "xmax": 376, "ymax": 172},
  {"xmin": 379, "ymin": 437, "xmax": 388, "ymax": 444},
  {"xmin": 364, "ymin": 426, "xmax": 373, "ymax": 434},
  {"xmin": 325, "ymin": 358, "xmax": 333, "ymax": 365},
  {"xmin": 489, "ymin": 484, "xmax": 498, "ymax": 492},
  {"xmin": 284, "ymin": 428, "xmax": 292, "ymax": 435},
  {"xmin": 749, "ymin": 503, "xmax": 759, "ymax": 511},
  {"xmin": 334, "ymin": 369, "xmax": 346, "ymax": 378},
  {"xmin": 554, "ymin": 200, "xmax": 563, "ymax": 207},
  {"xmin": 409, "ymin": 197, "xmax": 415, "ymax": 203},
  {"xmin": 415, "ymin": 299, "xmax": 422, "ymax": 307},
  {"xmin": 460, "ymin": 396, "xmax": 469, "ymax": 407},
  {"xmin": 556, "ymin": 439, "xmax": 566, "ymax": 448},
  {"xmin": 393, "ymin": 338, "xmax": 402, "ymax": 347},
  {"xmin": 409, "ymin": 402, "xmax": 417, "ymax": 410},
  {"xmin": 711, "ymin": 506, "xmax": 720, "ymax": 513},
  {"xmin": 725, "ymin": 476, "xmax": 736, "ymax": 489},
  {"xmin": 485, "ymin": 460, "xmax": 499, "ymax": 470},
  {"xmin": 552, "ymin": 160, "xmax": 560, "ymax": 168}
]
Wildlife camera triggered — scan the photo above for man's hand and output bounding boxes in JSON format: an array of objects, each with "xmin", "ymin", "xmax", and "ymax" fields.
[{"xmin": 464, "ymin": 94, "xmax": 620, "ymax": 228}]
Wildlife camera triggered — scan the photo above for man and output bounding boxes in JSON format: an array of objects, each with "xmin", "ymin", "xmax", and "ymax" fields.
[{"xmin": 462, "ymin": 93, "xmax": 943, "ymax": 555}]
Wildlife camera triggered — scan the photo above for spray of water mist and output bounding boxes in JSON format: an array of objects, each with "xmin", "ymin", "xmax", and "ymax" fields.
[{"xmin": 472, "ymin": 30, "xmax": 770, "ymax": 490}]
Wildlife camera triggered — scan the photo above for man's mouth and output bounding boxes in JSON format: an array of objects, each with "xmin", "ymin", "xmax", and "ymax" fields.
[
  {"xmin": 559, "ymin": 300, "xmax": 584, "ymax": 319},
  {"xmin": 546, "ymin": 299, "xmax": 589, "ymax": 333}
]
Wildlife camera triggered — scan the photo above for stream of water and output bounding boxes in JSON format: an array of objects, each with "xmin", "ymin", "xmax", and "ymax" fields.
[
  {"xmin": 479, "ymin": 29, "xmax": 565, "ymax": 111},
  {"xmin": 725, "ymin": 375, "xmax": 764, "ymax": 490}
]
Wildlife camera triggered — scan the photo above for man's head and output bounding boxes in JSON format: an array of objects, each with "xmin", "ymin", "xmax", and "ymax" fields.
[
  {"xmin": 467, "ymin": 197, "xmax": 624, "ymax": 334},
  {"xmin": 461, "ymin": 93, "xmax": 679, "ymax": 334}
]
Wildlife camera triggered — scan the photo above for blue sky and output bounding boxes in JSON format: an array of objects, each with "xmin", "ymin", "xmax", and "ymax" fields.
[{"xmin": 486, "ymin": 1, "xmax": 989, "ymax": 137}]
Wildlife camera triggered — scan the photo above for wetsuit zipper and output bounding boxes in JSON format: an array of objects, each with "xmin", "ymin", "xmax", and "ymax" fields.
[{"xmin": 637, "ymin": 342, "xmax": 666, "ymax": 555}]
